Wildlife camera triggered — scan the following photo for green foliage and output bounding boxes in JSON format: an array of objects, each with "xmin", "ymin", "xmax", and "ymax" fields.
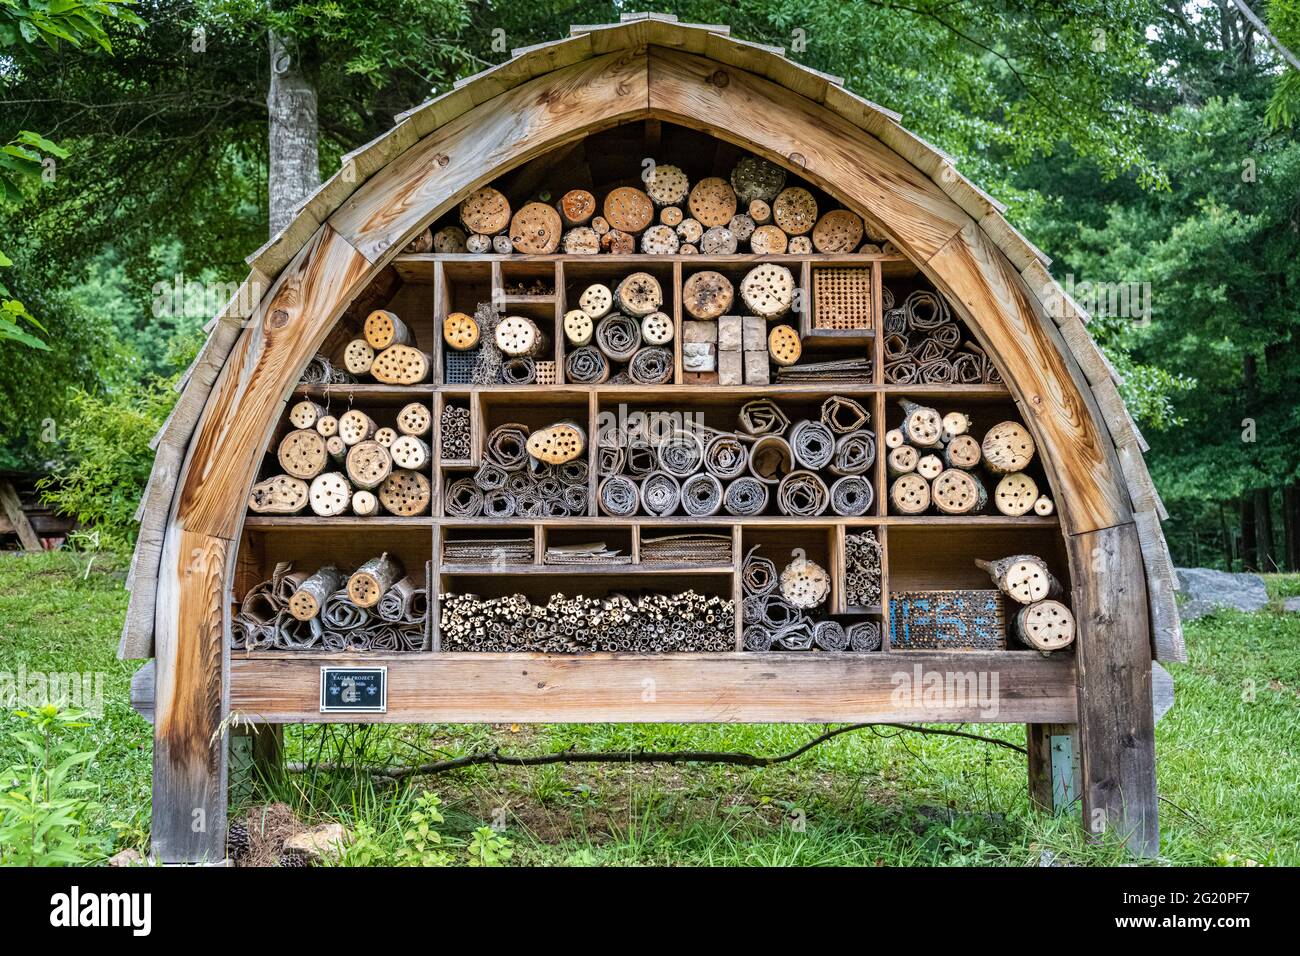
[
  {"xmin": 1265, "ymin": 0, "xmax": 1300, "ymax": 128},
  {"xmin": 0, "ymin": 705, "xmax": 105, "ymax": 866},
  {"xmin": 38, "ymin": 376, "xmax": 180, "ymax": 550},
  {"xmin": 466, "ymin": 825, "xmax": 513, "ymax": 867},
  {"xmin": 394, "ymin": 792, "xmax": 450, "ymax": 866},
  {"xmin": 0, "ymin": 0, "xmax": 141, "ymax": 52}
]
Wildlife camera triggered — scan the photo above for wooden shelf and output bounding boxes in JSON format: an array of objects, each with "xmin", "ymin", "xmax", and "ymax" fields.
[
  {"xmin": 441, "ymin": 563, "xmax": 734, "ymax": 576},
  {"xmin": 294, "ymin": 383, "xmax": 434, "ymax": 399},
  {"xmin": 243, "ymin": 516, "xmax": 435, "ymax": 529}
]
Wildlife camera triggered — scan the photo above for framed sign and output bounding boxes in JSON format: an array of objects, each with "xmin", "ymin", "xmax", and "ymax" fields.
[{"xmin": 319, "ymin": 667, "xmax": 387, "ymax": 713}]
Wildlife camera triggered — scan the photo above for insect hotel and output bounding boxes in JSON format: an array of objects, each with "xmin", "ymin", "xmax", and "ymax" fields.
[{"xmin": 122, "ymin": 14, "xmax": 1182, "ymax": 863}]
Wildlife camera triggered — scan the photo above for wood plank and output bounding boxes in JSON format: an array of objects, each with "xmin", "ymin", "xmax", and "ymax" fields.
[
  {"xmin": 1027, "ymin": 722, "xmax": 1080, "ymax": 814},
  {"xmin": 230, "ymin": 651, "xmax": 1077, "ymax": 724},
  {"xmin": 151, "ymin": 529, "xmax": 228, "ymax": 863},
  {"xmin": 647, "ymin": 47, "xmax": 967, "ymax": 264},
  {"xmin": 0, "ymin": 480, "xmax": 42, "ymax": 551},
  {"xmin": 927, "ymin": 227, "xmax": 1131, "ymax": 534},
  {"xmin": 1069, "ymin": 523, "xmax": 1158, "ymax": 857},
  {"xmin": 330, "ymin": 51, "xmax": 651, "ymax": 263}
]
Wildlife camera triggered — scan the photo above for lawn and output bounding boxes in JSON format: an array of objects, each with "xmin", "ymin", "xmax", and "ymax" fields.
[{"xmin": 0, "ymin": 550, "xmax": 1296, "ymax": 866}]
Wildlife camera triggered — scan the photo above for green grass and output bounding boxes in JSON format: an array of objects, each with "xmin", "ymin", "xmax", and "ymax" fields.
[{"xmin": 0, "ymin": 550, "xmax": 1296, "ymax": 865}]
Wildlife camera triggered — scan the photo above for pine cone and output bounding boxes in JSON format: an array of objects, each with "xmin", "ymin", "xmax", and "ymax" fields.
[
  {"xmin": 226, "ymin": 820, "xmax": 250, "ymax": 864},
  {"xmin": 277, "ymin": 850, "xmax": 311, "ymax": 868}
]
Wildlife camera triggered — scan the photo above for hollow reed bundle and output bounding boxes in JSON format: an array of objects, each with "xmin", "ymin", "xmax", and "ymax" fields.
[
  {"xmin": 844, "ymin": 530, "xmax": 883, "ymax": 608},
  {"xmin": 439, "ymin": 404, "xmax": 471, "ymax": 461},
  {"xmin": 439, "ymin": 590, "xmax": 734, "ymax": 653}
]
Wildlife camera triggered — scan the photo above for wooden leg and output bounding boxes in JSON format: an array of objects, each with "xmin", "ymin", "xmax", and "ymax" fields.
[
  {"xmin": 1069, "ymin": 524, "xmax": 1159, "ymax": 857},
  {"xmin": 1027, "ymin": 723, "xmax": 1079, "ymax": 814},
  {"xmin": 0, "ymin": 479, "xmax": 41, "ymax": 552},
  {"xmin": 230, "ymin": 724, "xmax": 284, "ymax": 804},
  {"xmin": 151, "ymin": 531, "xmax": 228, "ymax": 864}
]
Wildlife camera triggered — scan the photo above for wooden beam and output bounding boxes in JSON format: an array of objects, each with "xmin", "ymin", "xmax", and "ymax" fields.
[
  {"xmin": 1069, "ymin": 523, "xmax": 1159, "ymax": 857},
  {"xmin": 0, "ymin": 479, "xmax": 42, "ymax": 552},
  {"xmin": 1027, "ymin": 723, "xmax": 1079, "ymax": 814},
  {"xmin": 229, "ymin": 652, "xmax": 1078, "ymax": 724},
  {"xmin": 151, "ymin": 529, "xmax": 228, "ymax": 864}
]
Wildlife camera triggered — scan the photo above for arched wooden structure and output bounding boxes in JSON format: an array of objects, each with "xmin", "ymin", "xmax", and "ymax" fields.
[{"xmin": 123, "ymin": 14, "xmax": 1182, "ymax": 863}]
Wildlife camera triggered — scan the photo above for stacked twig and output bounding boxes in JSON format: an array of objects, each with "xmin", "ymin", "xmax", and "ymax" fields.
[
  {"xmin": 440, "ymin": 403, "xmax": 471, "ymax": 461},
  {"xmin": 844, "ymin": 531, "xmax": 883, "ymax": 608},
  {"xmin": 439, "ymin": 590, "xmax": 734, "ymax": 652},
  {"xmin": 231, "ymin": 561, "xmax": 428, "ymax": 652}
]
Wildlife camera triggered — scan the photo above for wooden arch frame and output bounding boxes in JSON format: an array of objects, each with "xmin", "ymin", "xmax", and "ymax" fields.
[{"xmin": 141, "ymin": 42, "xmax": 1160, "ymax": 862}]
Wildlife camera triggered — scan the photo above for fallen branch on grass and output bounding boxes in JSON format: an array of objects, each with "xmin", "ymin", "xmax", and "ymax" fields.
[{"xmin": 283, "ymin": 722, "xmax": 1026, "ymax": 781}]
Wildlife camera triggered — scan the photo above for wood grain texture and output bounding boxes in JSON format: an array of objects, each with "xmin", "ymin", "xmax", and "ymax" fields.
[
  {"xmin": 173, "ymin": 225, "xmax": 371, "ymax": 540},
  {"xmin": 1069, "ymin": 523, "xmax": 1158, "ymax": 857},
  {"xmin": 330, "ymin": 50, "xmax": 650, "ymax": 263},
  {"xmin": 151, "ymin": 530, "xmax": 228, "ymax": 863},
  {"xmin": 647, "ymin": 47, "xmax": 966, "ymax": 264},
  {"xmin": 230, "ymin": 652, "xmax": 1077, "ymax": 724},
  {"xmin": 927, "ymin": 226, "xmax": 1131, "ymax": 534}
]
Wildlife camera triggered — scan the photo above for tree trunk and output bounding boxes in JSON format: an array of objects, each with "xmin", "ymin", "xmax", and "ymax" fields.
[
  {"xmin": 1240, "ymin": 496, "xmax": 1257, "ymax": 572},
  {"xmin": 267, "ymin": 28, "xmax": 320, "ymax": 236},
  {"xmin": 1254, "ymin": 487, "xmax": 1276, "ymax": 572},
  {"xmin": 1219, "ymin": 501, "xmax": 1234, "ymax": 570},
  {"xmin": 1284, "ymin": 482, "xmax": 1300, "ymax": 572}
]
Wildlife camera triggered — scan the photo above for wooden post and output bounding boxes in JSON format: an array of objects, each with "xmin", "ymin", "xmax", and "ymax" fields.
[
  {"xmin": 1027, "ymin": 723, "xmax": 1079, "ymax": 814},
  {"xmin": 1069, "ymin": 524, "xmax": 1158, "ymax": 857},
  {"xmin": 230, "ymin": 724, "xmax": 284, "ymax": 805},
  {"xmin": 0, "ymin": 479, "xmax": 41, "ymax": 552}
]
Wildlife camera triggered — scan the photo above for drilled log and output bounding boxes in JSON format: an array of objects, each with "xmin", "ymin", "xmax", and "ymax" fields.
[
  {"xmin": 897, "ymin": 399, "xmax": 943, "ymax": 447},
  {"xmin": 993, "ymin": 472, "xmax": 1040, "ymax": 517},
  {"xmin": 343, "ymin": 338, "xmax": 374, "ymax": 375},
  {"xmin": 370, "ymin": 344, "xmax": 431, "ymax": 385},
  {"xmin": 558, "ymin": 189, "xmax": 596, "ymax": 226},
  {"xmin": 459, "ymin": 186, "xmax": 511, "ymax": 235},
  {"xmin": 337, "ymin": 409, "xmax": 377, "ymax": 446},
  {"xmin": 248, "ymin": 475, "xmax": 309, "ymax": 514},
  {"xmin": 396, "ymin": 402, "xmax": 431, "ymax": 437},
  {"xmin": 308, "ymin": 472, "xmax": 351, "ymax": 516},
  {"xmin": 389, "ymin": 434, "xmax": 430, "ymax": 470},
  {"xmin": 363, "ymin": 309, "xmax": 411, "ymax": 350},
  {"xmin": 289, "ymin": 566, "xmax": 342, "ymax": 621},
  {"xmin": 277, "ymin": 429, "xmax": 328, "ymax": 479},
  {"xmin": 982, "ymin": 421, "xmax": 1036, "ymax": 473},
  {"xmin": 931, "ymin": 468, "xmax": 987, "ymax": 515},
  {"xmin": 1016, "ymin": 599, "xmax": 1077, "ymax": 653},
  {"xmin": 975, "ymin": 554, "xmax": 1062, "ymax": 604},
  {"xmin": 345, "ymin": 440, "xmax": 392, "ymax": 490},
  {"xmin": 603, "ymin": 186, "xmax": 654, "ymax": 233},
  {"xmin": 288, "ymin": 399, "xmax": 325, "ymax": 430},
  {"xmin": 348, "ymin": 553, "xmax": 404, "ymax": 608},
  {"xmin": 378, "ymin": 469, "xmax": 431, "ymax": 516},
  {"xmin": 682, "ymin": 271, "xmax": 734, "ymax": 320},
  {"xmin": 509, "ymin": 201, "xmax": 562, "ymax": 254},
  {"xmin": 890, "ymin": 473, "xmax": 930, "ymax": 514},
  {"xmin": 443, "ymin": 311, "xmax": 480, "ymax": 351}
]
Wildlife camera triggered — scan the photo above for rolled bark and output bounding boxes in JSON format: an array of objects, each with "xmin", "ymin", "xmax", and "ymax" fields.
[
  {"xmin": 376, "ymin": 576, "xmax": 420, "ymax": 623},
  {"xmin": 248, "ymin": 475, "xmax": 309, "ymax": 514},
  {"xmin": 975, "ymin": 554, "xmax": 1062, "ymax": 604},
  {"xmin": 289, "ymin": 566, "xmax": 342, "ymax": 621},
  {"xmin": 278, "ymin": 429, "xmax": 328, "ymax": 479},
  {"xmin": 1015, "ymin": 599, "xmax": 1077, "ymax": 653},
  {"xmin": 348, "ymin": 553, "xmax": 404, "ymax": 608}
]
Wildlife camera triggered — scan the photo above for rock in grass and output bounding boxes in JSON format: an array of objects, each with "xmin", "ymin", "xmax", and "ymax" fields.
[{"xmin": 1175, "ymin": 568, "xmax": 1268, "ymax": 621}]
